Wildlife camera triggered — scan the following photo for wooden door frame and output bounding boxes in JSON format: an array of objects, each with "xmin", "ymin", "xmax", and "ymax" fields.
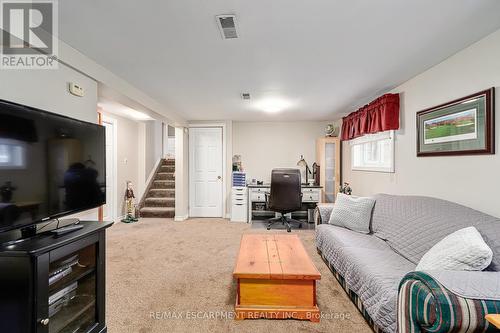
[
  {"xmin": 101, "ymin": 115, "xmax": 118, "ymax": 222},
  {"xmin": 316, "ymin": 137, "xmax": 341, "ymax": 203},
  {"xmin": 188, "ymin": 123, "xmax": 227, "ymax": 218},
  {"xmin": 97, "ymin": 112, "xmax": 103, "ymax": 221}
]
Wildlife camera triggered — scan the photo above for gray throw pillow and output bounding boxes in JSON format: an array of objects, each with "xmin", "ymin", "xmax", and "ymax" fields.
[{"xmin": 328, "ymin": 193, "xmax": 376, "ymax": 234}]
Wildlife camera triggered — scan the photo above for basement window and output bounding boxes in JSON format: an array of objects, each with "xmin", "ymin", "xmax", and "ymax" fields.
[
  {"xmin": 351, "ymin": 130, "xmax": 395, "ymax": 173},
  {"xmin": 0, "ymin": 139, "xmax": 27, "ymax": 169}
]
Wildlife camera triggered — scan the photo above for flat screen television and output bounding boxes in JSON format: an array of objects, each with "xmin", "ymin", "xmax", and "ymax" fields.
[{"xmin": 0, "ymin": 99, "xmax": 106, "ymax": 234}]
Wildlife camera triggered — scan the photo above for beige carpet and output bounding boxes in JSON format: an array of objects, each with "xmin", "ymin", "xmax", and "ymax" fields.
[{"xmin": 106, "ymin": 218, "xmax": 372, "ymax": 333}]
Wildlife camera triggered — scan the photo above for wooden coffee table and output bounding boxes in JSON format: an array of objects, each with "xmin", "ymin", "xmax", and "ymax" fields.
[
  {"xmin": 233, "ymin": 234, "xmax": 321, "ymax": 322},
  {"xmin": 485, "ymin": 314, "xmax": 500, "ymax": 329}
]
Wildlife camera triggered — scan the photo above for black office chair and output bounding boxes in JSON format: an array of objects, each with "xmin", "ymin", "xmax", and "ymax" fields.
[{"xmin": 266, "ymin": 168, "xmax": 303, "ymax": 232}]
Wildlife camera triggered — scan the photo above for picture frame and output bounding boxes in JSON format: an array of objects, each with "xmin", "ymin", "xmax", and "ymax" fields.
[{"xmin": 416, "ymin": 88, "xmax": 495, "ymax": 156}]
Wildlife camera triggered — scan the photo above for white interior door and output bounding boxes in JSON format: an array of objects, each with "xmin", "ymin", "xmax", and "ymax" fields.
[
  {"xmin": 102, "ymin": 118, "xmax": 116, "ymax": 221},
  {"xmin": 189, "ymin": 127, "xmax": 223, "ymax": 217}
]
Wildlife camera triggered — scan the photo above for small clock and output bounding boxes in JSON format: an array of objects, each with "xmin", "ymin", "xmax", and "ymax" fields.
[{"xmin": 325, "ymin": 124, "xmax": 338, "ymax": 137}]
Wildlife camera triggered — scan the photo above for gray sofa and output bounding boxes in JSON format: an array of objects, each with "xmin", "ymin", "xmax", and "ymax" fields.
[{"xmin": 315, "ymin": 193, "xmax": 500, "ymax": 333}]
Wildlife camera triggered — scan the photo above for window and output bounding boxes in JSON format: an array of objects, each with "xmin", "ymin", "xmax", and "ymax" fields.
[
  {"xmin": 351, "ymin": 130, "xmax": 394, "ymax": 173},
  {"xmin": 0, "ymin": 139, "xmax": 27, "ymax": 169}
]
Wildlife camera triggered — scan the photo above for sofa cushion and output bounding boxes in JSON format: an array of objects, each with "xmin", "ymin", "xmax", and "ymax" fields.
[
  {"xmin": 340, "ymin": 247, "xmax": 415, "ymax": 332},
  {"xmin": 416, "ymin": 227, "xmax": 493, "ymax": 271},
  {"xmin": 316, "ymin": 224, "xmax": 414, "ymax": 333},
  {"xmin": 316, "ymin": 224, "xmax": 389, "ymax": 251},
  {"xmin": 328, "ymin": 193, "xmax": 375, "ymax": 234},
  {"xmin": 371, "ymin": 194, "xmax": 500, "ymax": 271}
]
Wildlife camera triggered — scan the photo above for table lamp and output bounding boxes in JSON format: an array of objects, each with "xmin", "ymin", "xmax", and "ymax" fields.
[{"xmin": 296, "ymin": 155, "xmax": 311, "ymax": 185}]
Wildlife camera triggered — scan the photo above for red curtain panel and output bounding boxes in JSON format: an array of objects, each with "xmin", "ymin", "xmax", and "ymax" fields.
[{"xmin": 341, "ymin": 93, "xmax": 400, "ymax": 141}]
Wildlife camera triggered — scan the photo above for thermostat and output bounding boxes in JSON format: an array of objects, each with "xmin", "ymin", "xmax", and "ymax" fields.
[{"xmin": 68, "ymin": 82, "xmax": 84, "ymax": 97}]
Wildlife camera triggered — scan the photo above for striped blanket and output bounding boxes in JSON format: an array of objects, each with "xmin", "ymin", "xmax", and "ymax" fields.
[{"xmin": 398, "ymin": 271, "xmax": 500, "ymax": 332}]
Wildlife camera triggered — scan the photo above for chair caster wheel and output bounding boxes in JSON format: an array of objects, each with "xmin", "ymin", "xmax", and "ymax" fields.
[
  {"xmin": 267, "ymin": 226, "xmax": 271, "ymax": 230},
  {"xmin": 287, "ymin": 228, "xmax": 291, "ymax": 232}
]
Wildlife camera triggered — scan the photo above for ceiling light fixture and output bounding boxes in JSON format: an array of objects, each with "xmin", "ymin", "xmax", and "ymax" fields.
[
  {"xmin": 128, "ymin": 110, "xmax": 153, "ymax": 121},
  {"xmin": 97, "ymin": 101, "xmax": 153, "ymax": 121},
  {"xmin": 253, "ymin": 97, "xmax": 292, "ymax": 113}
]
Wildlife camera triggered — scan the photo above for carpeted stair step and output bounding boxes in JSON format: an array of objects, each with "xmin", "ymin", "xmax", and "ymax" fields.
[
  {"xmin": 163, "ymin": 159, "xmax": 175, "ymax": 166},
  {"xmin": 144, "ymin": 197, "xmax": 175, "ymax": 208},
  {"xmin": 160, "ymin": 165, "xmax": 175, "ymax": 173},
  {"xmin": 151, "ymin": 180, "xmax": 175, "ymax": 189},
  {"xmin": 148, "ymin": 189, "xmax": 175, "ymax": 198},
  {"xmin": 140, "ymin": 207, "xmax": 175, "ymax": 218},
  {"xmin": 155, "ymin": 172, "xmax": 174, "ymax": 181}
]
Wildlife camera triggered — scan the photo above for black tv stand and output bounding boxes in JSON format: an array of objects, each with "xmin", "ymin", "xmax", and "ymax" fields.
[
  {"xmin": 17, "ymin": 218, "xmax": 82, "ymax": 240},
  {"xmin": 0, "ymin": 220, "xmax": 113, "ymax": 333}
]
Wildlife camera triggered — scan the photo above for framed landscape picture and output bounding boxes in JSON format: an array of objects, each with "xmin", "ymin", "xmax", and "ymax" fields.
[{"xmin": 416, "ymin": 88, "xmax": 495, "ymax": 156}]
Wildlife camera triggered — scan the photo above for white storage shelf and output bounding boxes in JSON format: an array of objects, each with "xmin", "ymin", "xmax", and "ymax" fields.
[{"xmin": 231, "ymin": 186, "xmax": 248, "ymax": 222}]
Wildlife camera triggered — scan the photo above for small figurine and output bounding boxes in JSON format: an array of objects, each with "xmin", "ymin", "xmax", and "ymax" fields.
[
  {"xmin": 121, "ymin": 181, "xmax": 139, "ymax": 223},
  {"xmin": 339, "ymin": 182, "xmax": 352, "ymax": 195},
  {"xmin": 0, "ymin": 181, "xmax": 16, "ymax": 202}
]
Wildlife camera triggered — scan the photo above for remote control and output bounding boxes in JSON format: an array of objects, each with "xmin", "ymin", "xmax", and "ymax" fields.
[{"xmin": 51, "ymin": 224, "xmax": 84, "ymax": 237}]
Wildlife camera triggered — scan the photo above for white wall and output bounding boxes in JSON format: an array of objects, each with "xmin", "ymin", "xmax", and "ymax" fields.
[
  {"xmin": 100, "ymin": 112, "xmax": 140, "ymax": 218},
  {"xmin": 144, "ymin": 120, "xmax": 163, "ymax": 179},
  {"xmin": 175, "ymin": 127, "xmax": 189, "ymax": 220},
  {"xmin": 232, "ymin": 121, "xmax": 327, "ymax": 183},
  {"xmin": 342, "ymin": 29, "xmax": 500, "ymax": 217},
  {"xmin": 0, "ymin": 65, "xmax": 98, "ymax": 123}
]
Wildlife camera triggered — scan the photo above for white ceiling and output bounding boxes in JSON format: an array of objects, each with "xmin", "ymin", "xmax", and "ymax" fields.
[
  {"xmin": 98, "ymin": 99, "xmax": 154, "ymax": 121},
  {"xmin": 59, "ymin": 0, "xmax": 500, "ymax": 121}
]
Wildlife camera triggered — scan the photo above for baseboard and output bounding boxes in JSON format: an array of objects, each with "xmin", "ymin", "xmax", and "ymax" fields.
[
  {"xmin": 225, "ymin": 213, "xmax": 231, "ymax": 219},
  {"xmin": 174, "ymin": 215, "xmax": 188, "ymax": 222}
]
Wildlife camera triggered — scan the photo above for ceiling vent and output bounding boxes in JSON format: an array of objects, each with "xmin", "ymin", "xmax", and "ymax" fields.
[
  {"xmin": 216, "ymin": 15, "xmax": 238, "ymax": 39},
  {"xmin": 241, "ymin": 93, "xmax": 251, "ymax": 100}
]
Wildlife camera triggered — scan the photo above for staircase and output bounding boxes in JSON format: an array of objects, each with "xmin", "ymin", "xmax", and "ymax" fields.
[{"xmin": 139, "ymin": 159, "xmax": 175, "ymax": 218}]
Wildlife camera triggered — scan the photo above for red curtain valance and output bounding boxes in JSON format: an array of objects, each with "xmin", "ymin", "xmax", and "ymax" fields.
[{"xmin": 341, "ymin": 93, "xmax": 400, "ymax": 141}]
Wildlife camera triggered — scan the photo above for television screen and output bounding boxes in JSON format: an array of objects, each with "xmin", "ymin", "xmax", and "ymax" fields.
[{"xmin": 0, "ymin": 99, "xmax": 106, "ymax": 233}]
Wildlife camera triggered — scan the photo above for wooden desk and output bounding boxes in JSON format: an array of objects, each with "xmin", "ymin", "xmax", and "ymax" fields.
[
  {"xmin": 233, "ymin": 234, "xmax": 321, "ymax": 322},
  {"xmin": 485, "ymin": 314, "xmax": 500, "ymax": 329},
  {"xmin": 247, "ymin": 184, "xmax": 322, "ymax": 223},
  {"xmin": 16, "ymin": 201, "xmax": 41, "ymax": 220}
]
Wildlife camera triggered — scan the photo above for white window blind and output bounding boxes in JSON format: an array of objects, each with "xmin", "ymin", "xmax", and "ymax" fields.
[{"xmin": 350, "ymin": 130, "xmax": 394, "ymax": 173}]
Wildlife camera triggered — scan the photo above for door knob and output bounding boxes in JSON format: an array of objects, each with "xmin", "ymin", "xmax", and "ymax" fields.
[
  {"xmin": 40, "ymin": 318, "xmax": 49, "ymax": 326},
  {"xmin": 217, "ymin": 176, "xmax": 222, "ymax": 180}
]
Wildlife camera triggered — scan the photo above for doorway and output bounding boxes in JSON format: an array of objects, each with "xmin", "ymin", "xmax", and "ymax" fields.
[
  {"xmin": 166, "ymin": 125, "xmax": 175, "ymax": 159},
  {"xmin": 189, "ymin": 127, "xmax": 223, "ymax": 217},
  {"xmin": 102, "ymin": 116, "xmax": 117, "ymax": 221}
]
